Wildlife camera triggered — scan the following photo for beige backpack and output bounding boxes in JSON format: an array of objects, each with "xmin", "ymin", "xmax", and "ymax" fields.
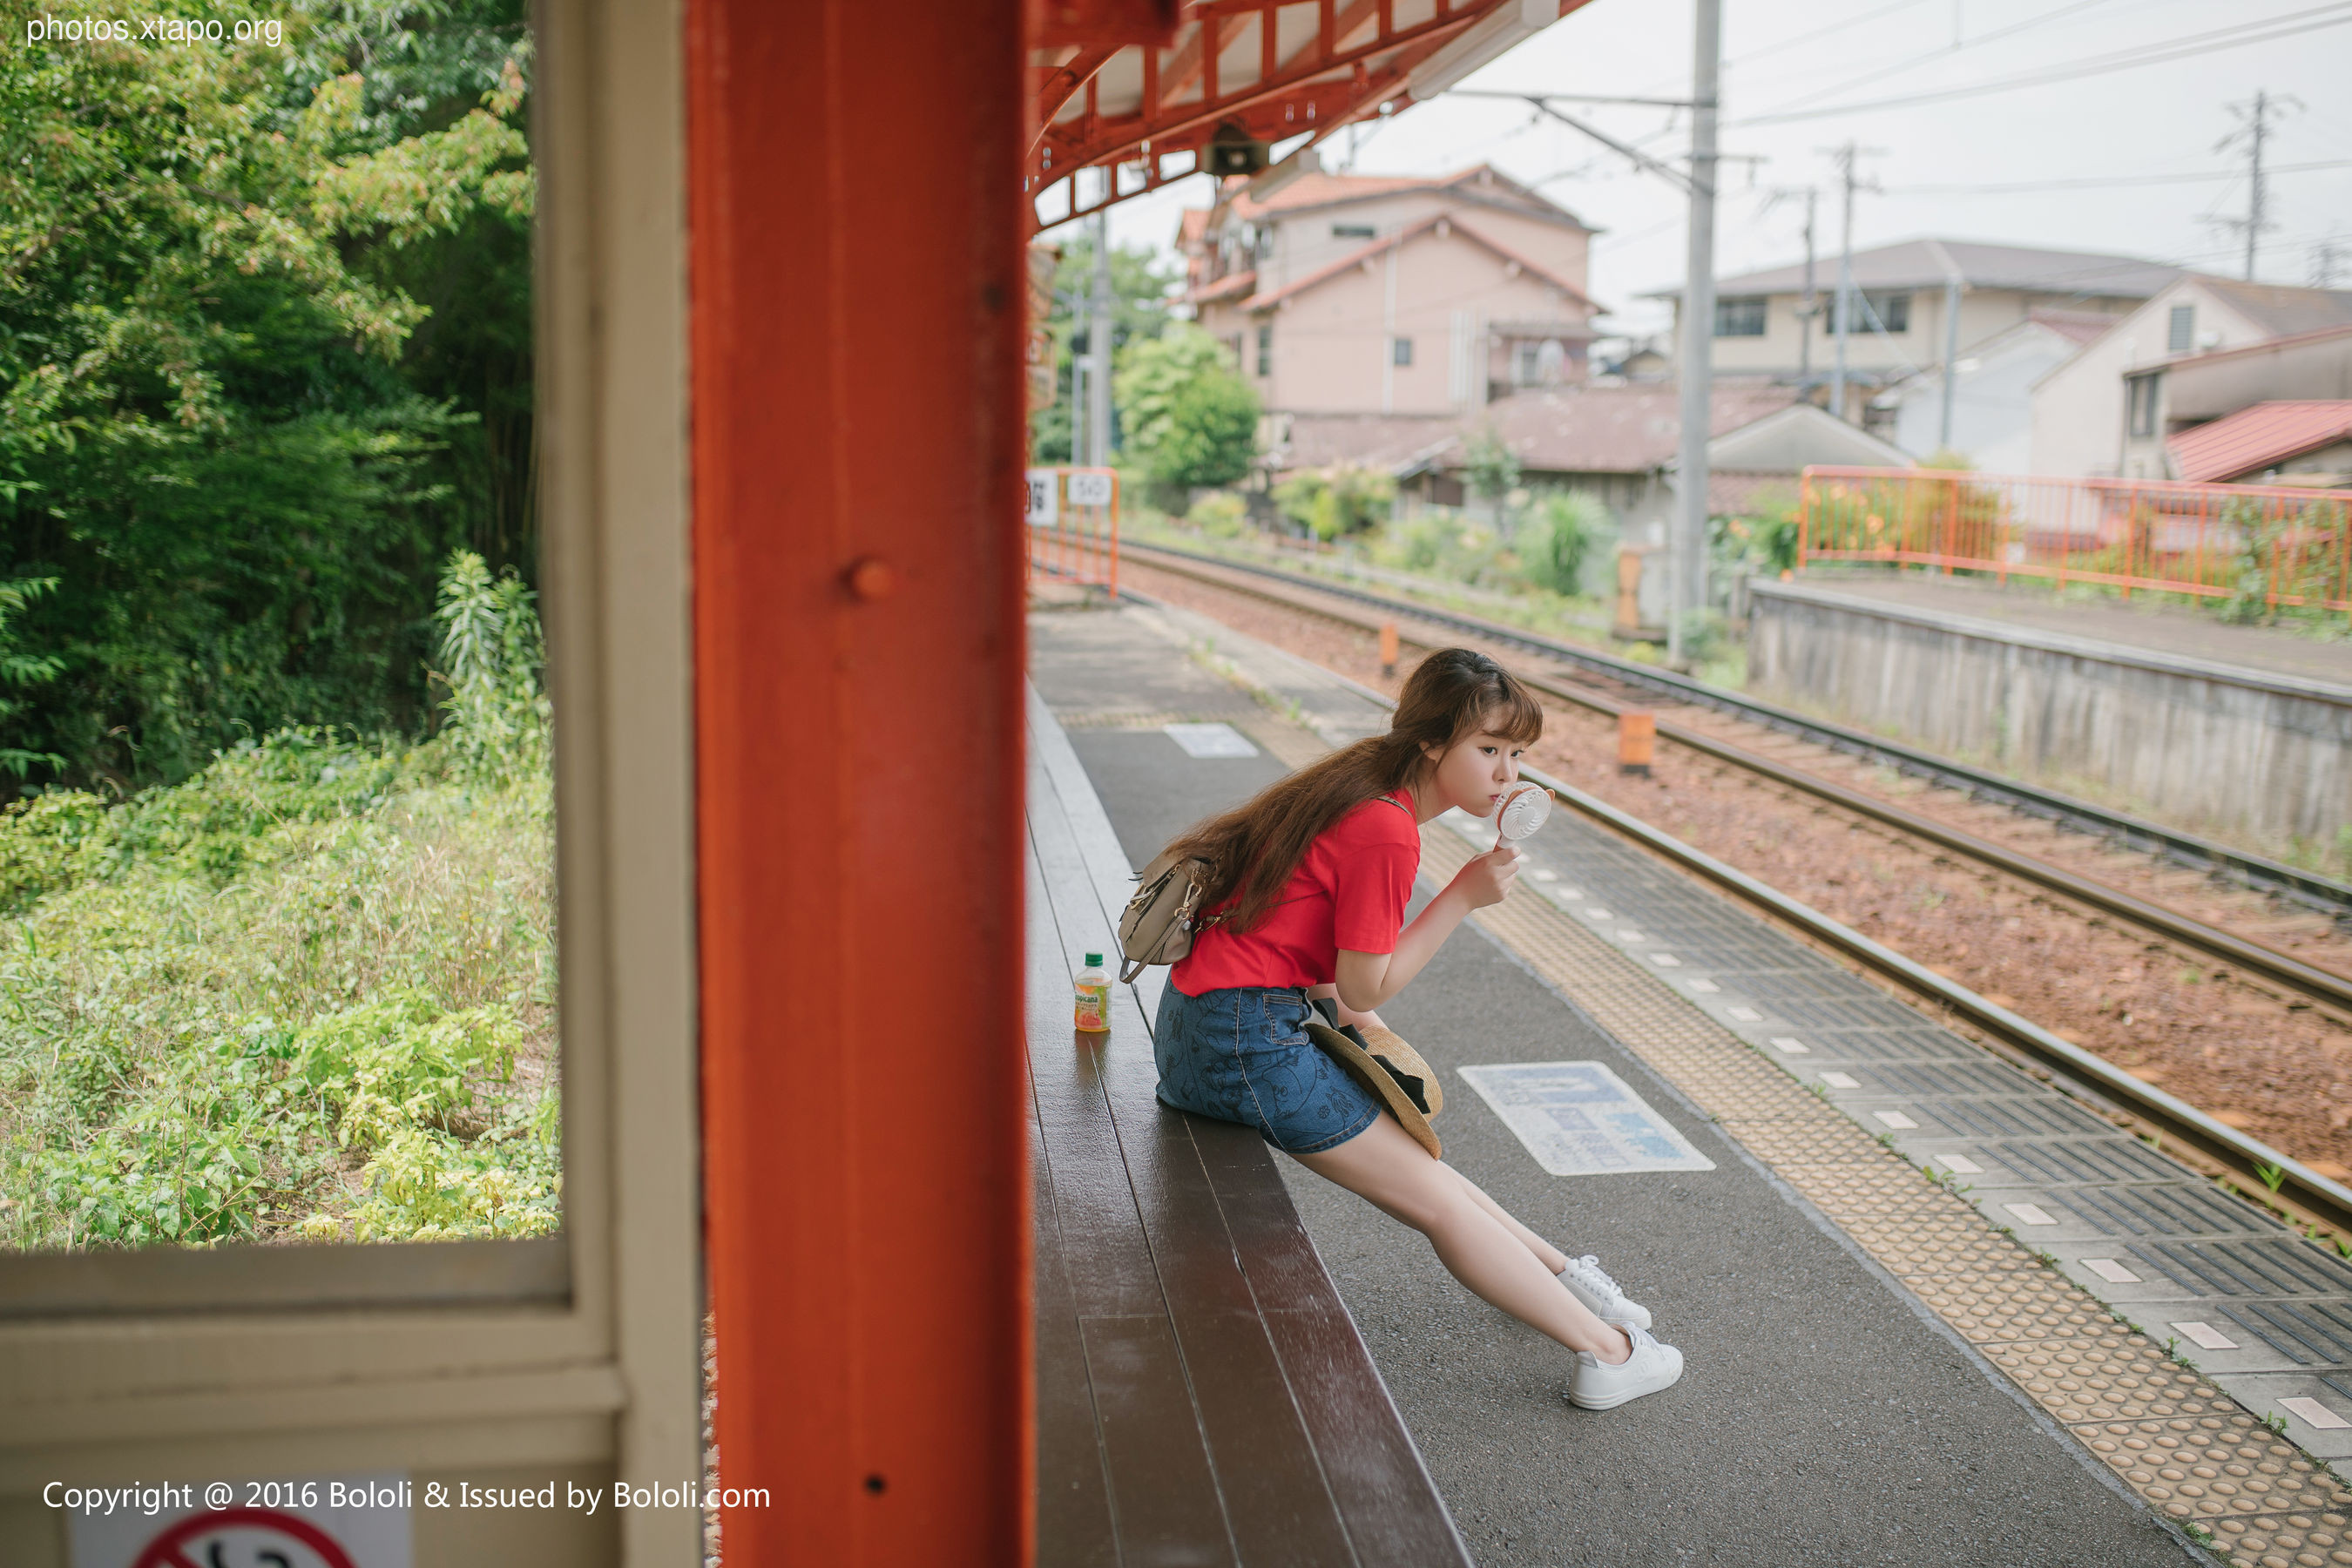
[{"xmin": 1114, "ymin": 849, "xmax": 1228, "ymax": 983}]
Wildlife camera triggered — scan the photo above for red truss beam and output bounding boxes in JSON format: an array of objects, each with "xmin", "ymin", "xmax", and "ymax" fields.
[{"xmin": 1025, "ymin": 0, "xmax": 1585, "ymax": 232}]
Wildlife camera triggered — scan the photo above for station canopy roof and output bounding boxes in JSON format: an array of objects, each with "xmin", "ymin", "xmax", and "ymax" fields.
[{"xmin": 1029, "ymin": 0, "xmax": 1589, "ymax": 233}]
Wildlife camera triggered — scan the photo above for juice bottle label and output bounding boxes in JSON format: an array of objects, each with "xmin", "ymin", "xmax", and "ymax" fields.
[{"xmin": 1074, "ymin": 983, "xmax": 1110, "ymax": 1032}]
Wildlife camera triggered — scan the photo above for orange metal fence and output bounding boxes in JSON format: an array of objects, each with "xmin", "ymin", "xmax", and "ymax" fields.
[
  {"xmin": 1797, "ymin": 467, "xmax": 2352, "ymax": 616},
  {"xmin": 1024, "ymin": 465, "xmax": 1120, "ymax": 594}
]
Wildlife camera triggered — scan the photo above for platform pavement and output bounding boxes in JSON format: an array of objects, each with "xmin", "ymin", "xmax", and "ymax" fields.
[{"xmin": 1030, "ymin": 599, "xmax": 2200, "ymax": 1567}]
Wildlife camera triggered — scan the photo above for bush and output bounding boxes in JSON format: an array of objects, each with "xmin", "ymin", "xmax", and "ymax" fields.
[
  {"xmin": 1526, "ymin": 490, "xmax": 1611, "ymax": 596},
  {"xmin": 1367, "ymin": 510, "xmax": 1514, "ymax": 587},
  {"xmin": 0, "ymin": 551, "xmax": 558, "ymax": 1250},
  {"xmin": 1185, "ymin": 491, "xmax": 1250, "ymax": 538},
  {"xmin": 1274, "ymin": 466, "xmax": 1395, "ymax": 541}
]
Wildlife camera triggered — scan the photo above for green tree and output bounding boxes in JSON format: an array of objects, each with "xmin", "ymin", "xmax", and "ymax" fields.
[
  {"xmin": 1463, "ymin": 427, "xmax": 1522, "ymax": 512},
  {"xmin": 1028, "ymin": 235, "xmax": 1174, "ymax": 463},
  {"xmin": 1114, "ymin": 325, "xmax": 1260, "ymax": 490},
  {"xmin": 0, "ymin": 1, "xmax": 535, "ymax": 788},
  {"xmin": 0, "ymin": 578, "xmax": 63, "ymax": 779}
]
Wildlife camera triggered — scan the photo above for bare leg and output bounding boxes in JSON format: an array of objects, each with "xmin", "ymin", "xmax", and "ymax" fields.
[
  {"xmin": 1290, "ymin": 1114, "xmax": 1630, "ymax": 1362},
  {"xmin": 1447, "ymin": 1166, "xmax": 1570, "ymax": 1274}
]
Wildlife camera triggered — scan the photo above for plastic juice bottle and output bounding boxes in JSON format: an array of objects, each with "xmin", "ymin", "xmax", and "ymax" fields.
[{"xmin": 1074, "ymin": 952, "xmax": 1112, "ymax": 1036}]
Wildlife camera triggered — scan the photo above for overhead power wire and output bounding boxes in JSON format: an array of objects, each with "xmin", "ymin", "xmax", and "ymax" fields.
[
  {"xmin": 1882, "ymin": 158, "xmax": 2352, "ymax": 194},
  {"xmin": 1756, "ymin": 0, "xmax": 2124, "ymax": 118},
  {"xmin": 1731, "ymin": 3, "xmax": 2352, "ymax": 126}
]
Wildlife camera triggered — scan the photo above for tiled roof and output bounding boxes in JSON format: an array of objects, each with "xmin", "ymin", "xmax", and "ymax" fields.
[
  {"xmin": 1219, "ymin": 163, "xmax": 1590, "ymax": 228},
  {"xmin": 2167, "ymin": 401, "xmax": 2352, "ymax": 483},
  {"xmin": 1227, "ymin": 169, "xmax": 1436, "ymax": 220},
  {"xmin": 1237, "ymin": 214, "xmax": 1595, "ymax": 314},
  {"xmin": 1185, "ymin": 269, "xmax": 1256, "ymax": 306},
  {"xmin": 1651, "ymin": 238, "xmax": 2177, "ymax": 301},
  {"xmin": 1178, "ymin": 208, "xmax": 1209, "ymax": 247},
  {"xmin": 1464, "ymin": 384, "xmax": 1806, "ymax": 474}
]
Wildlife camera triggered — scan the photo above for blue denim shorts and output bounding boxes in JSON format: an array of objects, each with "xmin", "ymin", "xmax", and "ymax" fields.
[{"xmin": 1153, "ymin": 983, "xmax": 1382, "ymax": 1154}]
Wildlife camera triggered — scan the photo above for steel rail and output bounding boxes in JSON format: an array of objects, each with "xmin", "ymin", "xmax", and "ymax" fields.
[
  {"xmin": 1120, "ymin": 582, "xmax": 2352, "ymax": 1236},
  {"xmin": 1527, "ymin": 760, "xmax": 2352, "ymax": 1242},
  {"xmin": 1120, "ymin": 537, "xmax": 2352, "ymax": 919}
]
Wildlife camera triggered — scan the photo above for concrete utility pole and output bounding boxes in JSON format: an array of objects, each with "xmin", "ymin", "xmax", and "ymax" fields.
[
  {"xmin": 1765, "ymin": 187, "xmax": 1820, "ymax": 387},
  {"xmin": 2316, "ymin": 237, "xmax": 2349, "ymax": 288},
  {"xmin": 1087, "ymin": 209, "xmax": 1116, "ymax": 466},
  {"xmin": 2215, "ymin": 90, "xmax": 2300, "ymax": 282},
  {"xmin": 1823, "ymin": 142, "xmax": 1881, "ymax": 426},
  {"xmin": 1671, "ymin": 0, "xmax": 1721, "ymax": 665},
  {"xmin": 1927, "ymin": 237, "xmax": 1965, "ymax": 454}
]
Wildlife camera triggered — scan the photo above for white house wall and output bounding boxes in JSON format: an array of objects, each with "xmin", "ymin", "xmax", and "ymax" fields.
[
  {"xmin": 1685, "ymin": 286, "xmax": 2130, "ymax": 382},
  {"xmin": 2031, "ymin": 278, "xmax": 2279, "ymax": 477},
  {"xmin": 1892, "ymin": 326, "xmax": 2085, "ymax": 471}
]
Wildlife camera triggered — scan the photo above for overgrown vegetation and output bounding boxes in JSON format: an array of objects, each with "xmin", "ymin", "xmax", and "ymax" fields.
[
  {"xmin": 1273, "ymin": 464, "xmax": 1395, "ymax": 542},
  {"xmin": 0, "ymin": 552, "xmax": 558, "ymax": 1250},
  {"xmin": 1113, "ymin": 325, "xmax": 1260, "ymax": 497},
  {"xmin": 0, "ymin": 0, "xmax": 537, "ymax": 793}
]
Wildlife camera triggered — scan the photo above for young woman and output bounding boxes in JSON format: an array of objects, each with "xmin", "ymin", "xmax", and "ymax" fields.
[{"xmin": 1152, "ymin": 648, "xmax": 1683, "ymax": 1410}]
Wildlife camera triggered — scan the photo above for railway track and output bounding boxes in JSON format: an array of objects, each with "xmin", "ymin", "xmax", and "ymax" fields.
[
  {"xmin": 1081, "ymin": 538, "xmax": 2352, "ymax": 1239},
  {"xmin": 1120, "ymin": 537, "xmax": 2352, "ymax": 921}
]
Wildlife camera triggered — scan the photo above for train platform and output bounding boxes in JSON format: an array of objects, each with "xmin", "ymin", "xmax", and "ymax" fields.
[
  {"xmin": 1780, "ymin": 571, "xmax": 2352, "ymax": 693},
  {"xmin": 1027, "ymin": 594, "xmax": 2352, "ymax": 1567}
]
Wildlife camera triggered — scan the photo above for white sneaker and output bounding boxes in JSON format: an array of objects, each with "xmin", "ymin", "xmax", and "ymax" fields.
[
  {"xmin": 1567, "ymin": 1325, "xmax": 1684, "ymax": 1410},
  {"xmin": 1557, "ymin": 1254, "xmax": 1651, "ymax": 1331}
]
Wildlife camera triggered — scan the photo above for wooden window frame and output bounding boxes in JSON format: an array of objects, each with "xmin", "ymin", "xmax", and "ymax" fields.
[{"xmin": 0, "ymin": 7, "xmax": 702, "ymax": 1560}]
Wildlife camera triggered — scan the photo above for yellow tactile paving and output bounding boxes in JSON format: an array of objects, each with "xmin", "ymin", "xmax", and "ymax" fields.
[{"xmin": 1409, "ymin": 820, "xmax": 2352, "ymax": 1560}]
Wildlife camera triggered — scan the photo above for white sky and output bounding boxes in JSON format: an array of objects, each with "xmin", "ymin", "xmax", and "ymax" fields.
[{"xmin": 1059, "ymin": 0, "xmax": 2352, "ymax": 339}]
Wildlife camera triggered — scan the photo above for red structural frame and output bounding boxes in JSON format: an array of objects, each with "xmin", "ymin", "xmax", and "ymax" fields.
[
  {"xmin": 690, "ymin": 0, "xmax": 1031, "ymax": 1560},
  {"xmin": 1026, "ymin": 0, "xmax": 1592, "ymax": 230}
]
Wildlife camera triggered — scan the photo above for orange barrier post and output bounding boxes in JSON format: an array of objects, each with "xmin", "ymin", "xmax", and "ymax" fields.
[
  {"xmin": 1618, "ymin": 712, "xmax": 1655, "ymax": 777},
  {"xmin": 1379, "ymin": 620, "xmax": 1398, "ymax": 678},
  {"xmin": 690, "ymin": 0, "xmax": 1028, "ymax": 1561}
]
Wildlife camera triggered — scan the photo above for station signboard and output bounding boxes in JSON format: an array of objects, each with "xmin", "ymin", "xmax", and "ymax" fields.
[{"xmin": 1024, "ymin": 468, "xmax": 1059, "ymax": 524}]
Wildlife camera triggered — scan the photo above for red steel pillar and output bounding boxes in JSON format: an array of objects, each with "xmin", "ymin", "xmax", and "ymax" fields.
[{"xmin": 688, "ymin": 1, "xmax": 1030, "ymax": 1561}]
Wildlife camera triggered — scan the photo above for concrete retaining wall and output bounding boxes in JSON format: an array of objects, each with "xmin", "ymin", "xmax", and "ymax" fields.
[{"xmin": 1748, "ymin": 579, "xmax": 2352, "ymax": 845}]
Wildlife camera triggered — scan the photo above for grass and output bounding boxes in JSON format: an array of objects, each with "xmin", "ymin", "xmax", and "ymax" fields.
[{"xmin": 0, "ymin": 554, "xmax": 558, "ymax": 1251}]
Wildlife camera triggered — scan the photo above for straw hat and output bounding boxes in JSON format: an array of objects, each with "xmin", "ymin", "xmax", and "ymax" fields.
[{"xmin": 1305, "ymin": 1019, "xmax": 1445, "ymax": 1159}]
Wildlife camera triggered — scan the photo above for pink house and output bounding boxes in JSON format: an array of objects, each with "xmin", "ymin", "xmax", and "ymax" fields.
[{"xmin": 1179, "ymin": 156, "xmax": 1601, "ymax": 427}]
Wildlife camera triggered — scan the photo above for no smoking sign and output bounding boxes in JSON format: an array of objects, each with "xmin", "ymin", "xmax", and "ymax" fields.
[{"xmin": 72, "ymin": 1480, "xmax": 409, "ymax": 1568}]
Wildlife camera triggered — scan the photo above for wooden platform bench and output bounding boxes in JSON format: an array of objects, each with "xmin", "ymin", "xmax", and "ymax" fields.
[{"xmin": 1024, "ymin": 686, "xmax": 1471, "ymax": 1567}]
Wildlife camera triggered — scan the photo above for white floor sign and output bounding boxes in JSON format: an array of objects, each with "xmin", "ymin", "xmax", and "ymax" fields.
[{"xmin": 1457, "ymin": 1061, "xmax": 1716, "ymax": 1176}]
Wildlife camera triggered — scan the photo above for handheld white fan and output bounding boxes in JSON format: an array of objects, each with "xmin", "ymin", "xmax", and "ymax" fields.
[{"xmin": 1494, "ymin": 781, "xmax": 1551, "ymax": 846}]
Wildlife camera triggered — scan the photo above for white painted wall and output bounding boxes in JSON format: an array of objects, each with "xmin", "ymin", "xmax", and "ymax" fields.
[
  {"xmin": 1890, "ymin": 321, "xmax": 2092, "ymax": 471},
  {"xmin": 2031, "ymin": 277, "xmax": 2281, "ymax": 477}
]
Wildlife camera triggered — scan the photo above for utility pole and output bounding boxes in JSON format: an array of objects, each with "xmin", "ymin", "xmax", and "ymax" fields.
[
  {"xmin": 1671, "ymin": 0, "xmax": 1721, "ymax": 666},
  {"xmin": 1822, "ymin": 142, "xmax": 1882, "ymax": 426},
  {"xmin": 1087, "ymin": 209, "xmax": 1116, "ymax": 466},
  {"xmin": 2312, "ymin": 236, "xmax": 2346, "ymax": 288},
  {"xmin": 2213, "ymin": 90, "xmax": 2301, "ymax": 282},
  {"xmin": 1764, "ymin": 187, "xmax": 1820, "ymax": 387}
]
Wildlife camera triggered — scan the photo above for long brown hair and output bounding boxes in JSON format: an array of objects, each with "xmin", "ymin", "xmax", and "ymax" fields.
[{"xmin": 1166, "ymin": 648, "xmax": 1544, "ymax": 933}]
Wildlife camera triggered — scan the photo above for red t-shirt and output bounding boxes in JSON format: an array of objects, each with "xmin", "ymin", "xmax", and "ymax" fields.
[{"xmin": 1172, "ymin": 791, "xmax": 1422, "ymax": 995}]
